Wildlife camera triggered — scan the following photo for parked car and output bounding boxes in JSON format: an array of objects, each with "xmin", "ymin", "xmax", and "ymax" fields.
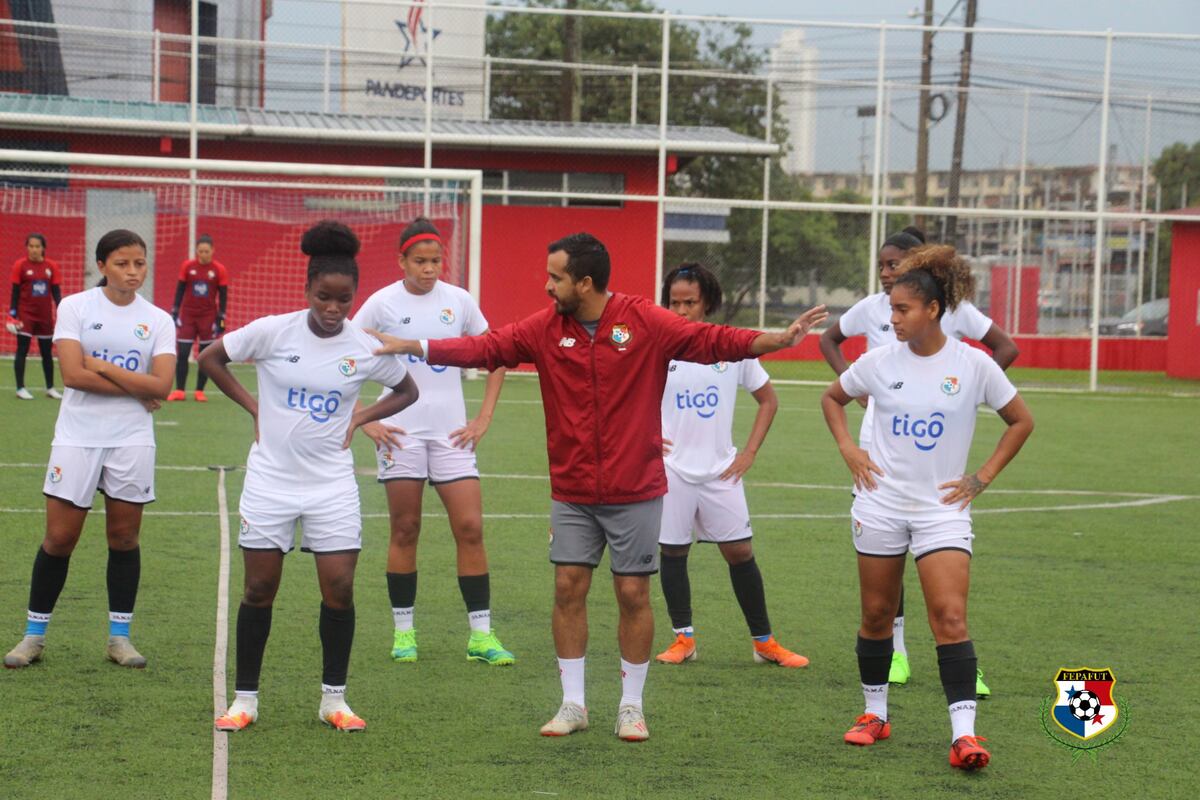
[{"xmin": 1099, "ymin": 298, "xmax": 1169, "ymax": 336}]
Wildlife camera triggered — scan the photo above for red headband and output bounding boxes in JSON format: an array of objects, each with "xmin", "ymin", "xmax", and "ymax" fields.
[{"xmin": 400, "ymin": 232, "xmax": 443, "ymax": 254}]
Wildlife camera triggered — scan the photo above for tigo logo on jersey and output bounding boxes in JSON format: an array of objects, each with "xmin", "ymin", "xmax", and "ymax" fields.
[
  {"xmin": 338, "ymin": 358, "xmax": 358, "ymax": 377},
  {"xmin": 31, "ymin": 280, "xmax": 48, "ymax": 296},
  {"xmin": 406, "ymin": 353, "xmax": 448, "ymax": 373},
  {"xmin": 287, "ymin": 387, "xmax": 343, "ymax": 422},
  {"xmin": 941, "ymin": 376, "xmax": 961, "ymax": 396},
  {"xmin": 48, "ymin": 466, "xmax": 62, "ymax": 484},
  {"xmin": 439, "ymin": 308, "xmax": 455, "ymax": 324},
  {"xmin": 610, "ymin": 324, "xmax": 632, "ymax": 348},
  {"xmin": 891, "ymin": 412, "xmax": 945, "ymax": 451},
  {"xmin": 133, "ymin": 323, "xmax": 151, "ymax": 340},
  {"xmin": 711, "ymin": 362, "xmax": 730, "ymax": 373},
  {"xmin": 92, "ymin": 348, "xmax": 143, "ymax": 371},
  {"xmin": 192, "ymin": 282, "xmax": 209, "ymax": 297},
  {"xmin": 675, "ymin": 385, "xmax": 720, "ymax": 419}
]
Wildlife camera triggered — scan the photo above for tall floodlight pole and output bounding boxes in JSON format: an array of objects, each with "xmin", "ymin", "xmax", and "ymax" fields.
[
  {"xmin": 914, "ymin": 0, "xmax": 935, "ymax": 230},
  {"xmin": 943, "ymin": 0, "xmax": 977, "ymax": 246}
]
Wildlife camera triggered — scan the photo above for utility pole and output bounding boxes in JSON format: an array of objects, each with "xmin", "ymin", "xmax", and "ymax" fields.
[
  {"xmin": 914, "ymin": 0, "xmax": 935, "ymax": 229},
  {"xmin": 943, "ymin": 0, "xmax": 977, "ymax": 246},
  {"xmin": 561, "ymin": 0, "xmax": 582, "ymax": 122}
]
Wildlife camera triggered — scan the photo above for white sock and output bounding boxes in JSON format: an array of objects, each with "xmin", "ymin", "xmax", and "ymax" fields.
[
  {"xmin": 949, "ymin": 700, "xmax": 977, "ymax": 741},
  {"xmin": 468, "ymin": 609, "xmax": 491, "ymax": 634},
  {"xmin": 672, "ymin": 626, "xmax": 694, "ymax": 637},
  {"xmin": 558, "ymin": 656, "xmax": 586, "ymax": 707},
  {"xmin": 229, "ymin": 691, "xmax": 258, "ymax": 715},
  {"xmin": 321, "ymin": 684, "xmax": 348, "ymax": 711},
  {"xmin": 862, "ymin": 683, "xmax": 888, "ymax": 719},
  {"xmin": 392, "ymin": 607, "xmax": 414, "ymax": 631},
  {"xmin": 619, "ymin": 659, "xmax": 649, "ymax": 711},
  {"xmin": 892, "ymin": 616, "xmax": 907, "ymax": 656}
]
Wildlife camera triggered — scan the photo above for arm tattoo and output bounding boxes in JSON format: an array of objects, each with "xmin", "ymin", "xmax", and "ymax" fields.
[{"xmin": 965, "ymin": 473, "xmax": 989, "ymax": 496}]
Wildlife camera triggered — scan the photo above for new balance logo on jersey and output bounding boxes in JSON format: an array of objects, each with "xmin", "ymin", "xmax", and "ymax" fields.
[
  {"xmin": 668, "ymin": 364, "xmax": 677, "ymax": 372},
  {"xmin": 287, "ymin": 387, "xmax": 343, "ymax": 423},
  {"xmin": 889, "ymin": 381, "xmax": 904, "ymax": 390},
  {"xmin": 92, "ymin": 348, "xmax": 143, "ymax": 371},
  {"xmin": 891, "ymin": 412, "xmax": 945, "ymax": 451},
  {"xmin": 675, "ymin": 385, "xmax": 720, "ymax": 419},
  {"xmin": 91, "ymin": 323, "xmax": 103, "ymax": 330},
  {"xmin": 401, "ymin": 317, "xmax": 411, "ymax": 324},
  {"xmin": 880, "ymin": 323, "xmax": 891, "ymax": 332},
  {"xmin": 286, "ymin": 355, "xmax": 301, "ymax": 363},
  {"xmin": 558, "ymin": 337, "xmax": 576, "ymax": 348}
]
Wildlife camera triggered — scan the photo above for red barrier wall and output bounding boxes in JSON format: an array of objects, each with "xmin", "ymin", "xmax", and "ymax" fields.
[{"xmin": 1167, "ymin": 218, "xmax": 1200, "ymax": 379}]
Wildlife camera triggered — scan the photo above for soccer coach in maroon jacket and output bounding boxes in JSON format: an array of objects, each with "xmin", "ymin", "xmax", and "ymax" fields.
[{"xmin": 368, "ymin": 233, "xmax": 827, "ymax": 741}]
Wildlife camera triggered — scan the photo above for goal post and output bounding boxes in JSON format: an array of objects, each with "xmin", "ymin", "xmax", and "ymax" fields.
[{"xmin": 0, "ymin": 149, "xmax": 483, "ymax": 349}]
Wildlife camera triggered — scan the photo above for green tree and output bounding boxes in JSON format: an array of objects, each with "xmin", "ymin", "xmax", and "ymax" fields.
[{"xmin": 1147, "ymin": 141, "xmax": 1200, "ymax": 297}]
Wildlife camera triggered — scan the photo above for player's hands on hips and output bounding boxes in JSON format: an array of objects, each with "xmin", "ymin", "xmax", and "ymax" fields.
[
  {"xmin": 661, "ymin": 437, "xmax": 673, "ymax": 455},
  {"xmin": 720, "ymin": 451, "xmax": 755, "ymax": 482},
  {"xmin": 364, "ymin": 328, "xmax": 422, "ymax": 357},
  {"xmin": 939, "ymin": 472, "xmax": 990, "ymax": 511},
  {"xmin": 450, "ymin": 416, "xmax": 490, "ymax": 450},
  {"xmin": 779, "ymin": 304, "xmax": 829, "ymax": 348},
  {"xmin": 363, "ymin": 420, "xmax": 406, "ymax": 453},
  {"xmin": 839, "ymin": 443, "xmax": 883, "ymax": 491}
]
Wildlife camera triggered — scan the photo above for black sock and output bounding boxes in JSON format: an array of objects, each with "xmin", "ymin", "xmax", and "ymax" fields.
[
  {"xmin": 457, "ymin": 573, "xmax": 490, "ymax": 613},
  {"xmin": 856, "ymin": 634, "xmax": 894, "ymax": 686},
  {"xmin": 196, "ymin": 342, "xmax": 211, "ymax": 390},
  {"xmin": 659, "ymin": 553, "xmax": 692, "ymax": 630},
  {"xmin": 937, "ymin": 640, "xmax": 978, "ymax": 704},
  {"xmin": 235, "ymin": 603, "xmax": 273, "ymax": 693},
  {"xmin": 28, "ymin": 546, "xmax": 71, "ymax": 615},
  {"xmin": 175, "ymin": 341, "xmax": 191, "ymax": 391},
  {"xmin": 386, "ymin": 571, "xmax": 417, "ymax": 608},
  {"xmin": 319, "ymin": 603, "xmax": 356, "ymax": 687},
  {"xmin": 37, "ymin": 337, "xmax": 54, "ymax": 388},
  {"xmin": 106, "ymin": 547, "xmax": 141, "ymax": 614},
  {"xmin": 896, "ymin": 585, "xmax": 905, "ymax": 618},
  {"xmin": 729, "ymin": 557, "xmax": 771, "ymax": 638},
  {"xmin": 14, "ymin": 335, "xmax": 30, "ymax": 389}
]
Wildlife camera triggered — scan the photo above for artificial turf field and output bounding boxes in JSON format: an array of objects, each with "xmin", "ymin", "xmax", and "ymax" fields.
[{"xmin": 0, "ymin": 361, "xmax": 1196, "ymax": 799}]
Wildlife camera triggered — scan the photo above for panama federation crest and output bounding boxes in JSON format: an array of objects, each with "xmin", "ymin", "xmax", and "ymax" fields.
[
  {"xmin": 711, "ymin": 362, "xmax": 730, "ymax": 373},
  {"xmin": 1040, "ymin": 667, "xmax": 1129, "ymax": 762},
  {"xmin": 610, "ymin": 324, "xmax": 632, "ymax": 349},
  {"xmin": 338, "ymin": 357, "xmax": 358, "ymax": 377},
  {"xmin": 134, "ymin": 323, "xmax": 151, "ymax": 340},
  {"xmin": 439, "ymin": 308, "xmax": 455, "ymax": 325},
  {"xmin": 941, "ymin": 376, "xmax": 960, "ymax": 396}
]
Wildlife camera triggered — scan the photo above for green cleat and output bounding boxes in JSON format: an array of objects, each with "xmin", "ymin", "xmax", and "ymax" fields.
[
  {"xmin": 976, "ymin": 668, "xmax": 991, "ymax": 699},
  {"xmin": 888, "ymin": 651, "xmax": 910, "ymax": 685},
  {"xmin": 467, "ymin": 630, "xmax": 515, "ymax": 666},
  {"xmin": 391, "ymin": 628, "xmax": 418, "ymax": 663}
]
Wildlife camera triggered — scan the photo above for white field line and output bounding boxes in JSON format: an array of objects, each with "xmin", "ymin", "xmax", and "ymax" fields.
[{"xmin": 211, "ymin": 469, "xmax": 231, "ymax": 800}]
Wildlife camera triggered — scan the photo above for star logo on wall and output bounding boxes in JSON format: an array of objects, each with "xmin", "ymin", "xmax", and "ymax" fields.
[{"xmin": 395, "ymin": 19, "xmax": 443, "ymax": 68}]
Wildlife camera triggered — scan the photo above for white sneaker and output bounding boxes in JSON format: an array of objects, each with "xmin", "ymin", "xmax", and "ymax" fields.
[
  {"xmin": 539, "ymin": 701, "xmax": 589, "ymax": 736},
  {"xmin": 15, "ymin": 388, "xmax": 34, "ymax": 400},
  {"xmin": 614, "ymin": 704, "xmax": 649, "ymax": 742},
  {"xmin": 45, "ymin": 388, "xmax": 63, "ymax": 399},
  {"xmin": 4, "ymin": 635, "xmax": 45, "ymax": 668},
  {"xmin": 106, "ymin": 635, "xmax": 147, "ymax": 668}
]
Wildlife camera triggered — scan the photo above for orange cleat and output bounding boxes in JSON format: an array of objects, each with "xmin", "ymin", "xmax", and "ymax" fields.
[
  {"xmin": 193, "ymin": 390, "xmax": 208, "ymax": 403},
  {"xmin": 752, "ymin": 636, "xmax": 809, "ymax": 668},
  {"xmin": 844, "ymin": 713, "xmax": 891, "ymax": 746},
  {"xmin": 167, "ymin": 389, "xmax": 186, "ymax": 402},
  {"xmin": 321, "ymin": 708, "xmax": 367, "ymax": 732},
  {"xmin": 655, "ymin": 633, "xmax": 697, "ymax": 664},
  {"xmin": 949, "ymin": 735, "xmax": 990, "ymax": 771},
  {"xmin": 214, "ymin": 710, "xmax": 256, "ymax": 732}
]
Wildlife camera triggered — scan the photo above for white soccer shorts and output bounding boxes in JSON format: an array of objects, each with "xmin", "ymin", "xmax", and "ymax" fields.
[
  {"xmin": 659, "ymin": 464, "xmax": 754, "ymax": 546},
  {"xmin": 376, "ymin": 434, "xmax": 479, "ymax": 485},
  {"xmin": 850, "ymin": 506, "xmax": 974, "ymax": 559},
  {"xmin": 43, "ymin": 445, "xmax": 156, "ymax": 508},
  {"xmin": 237, "ymin": 471, "xmax": 362, "ymax": 553}
]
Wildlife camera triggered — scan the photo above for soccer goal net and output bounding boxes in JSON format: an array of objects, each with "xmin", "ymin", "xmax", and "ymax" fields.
[{"xmin": 0, "ymin": 150, "xmax": 482, "ymax": 352}]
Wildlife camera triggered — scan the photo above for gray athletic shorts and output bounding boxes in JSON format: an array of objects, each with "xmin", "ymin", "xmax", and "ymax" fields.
[{"xmin": 549, "ymin": 497, "xmax": 663, "ymax": 575}]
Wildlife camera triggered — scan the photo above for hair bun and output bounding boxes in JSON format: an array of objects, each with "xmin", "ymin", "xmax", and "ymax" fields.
[
  {"xmin": 901, "ymin": 226, "xmax": 926, "ymax": 244},
  {"xmin": 301, "ymin": 220, "xmax": 360, "ymax": 259}
]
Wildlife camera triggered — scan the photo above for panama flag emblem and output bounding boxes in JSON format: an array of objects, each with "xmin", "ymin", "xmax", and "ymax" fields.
[
  {"xmin": 1052, "ymin": 667, "xmax": 1118, "ymax": 740},
  {"xmin": 338, "ymin": 358, "xmax": 358, "ymax": 377},
  {"xmin": 610, "ymin": 324, "xmax": 632, "ymax": 348},
  {"xmin": 941, "ymin": 376, "xmax": 960, "ymax": 395}
]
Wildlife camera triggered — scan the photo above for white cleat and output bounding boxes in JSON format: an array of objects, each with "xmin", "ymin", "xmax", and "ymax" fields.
[
  {"xmin": 106, "ymin": 635, "xmax": 147, "ymax": 668},
  {"xmin": 4, "ymin": 635, "xmax": 45, "ymax": 668},
  {"xmin": 539, "ymin": 702, "xmax": 589, "ymax": 736},
  {"xmin": 614, "ymin": 704, "xmax": 649, "ymax": 742},
  {"xmin": 15, "ymin": 388, "xmax": 34, "ymax": 400},
  {"xmin": 46, "ymin": 388, "xmax": 63, "ymax": 399}
]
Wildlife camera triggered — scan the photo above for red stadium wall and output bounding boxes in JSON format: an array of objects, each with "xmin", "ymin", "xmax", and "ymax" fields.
[{"xmin": 1166, "ymin": 217, "xmax": 1200, "ymax": 379}]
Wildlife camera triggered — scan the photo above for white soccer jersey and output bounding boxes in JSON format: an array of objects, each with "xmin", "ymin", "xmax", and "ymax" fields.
[
  {"xmin": 839, "ymin": 338, "xmax": 1017, "ymax": 521},
  {"xmin": 222, "ymin": 310, "xmax": 409, "ymax": 485},
  {"xmin": 353, "ymin": 280, "xmax": 489, "ymax": 439},
  {"xmin": 51, "ymin": 287, "xmax": 175, "ymax": 448},
  {"xmin": 842, "ymin": 293, "xmax": 996, "ymax": 446},
  {"xmin": 661, "ymin": 358, "xmax": 770, "ymax": 484}
]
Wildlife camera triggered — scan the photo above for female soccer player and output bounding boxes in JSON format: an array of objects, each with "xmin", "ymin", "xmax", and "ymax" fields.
[
  {"xmin": 201, "ymin": 220, "xmax": 418, "ymax": 732},
  {"xmin": 654, "ymin": 264, "xmax": 807, "ymax": 669},
  {"xmin": 353, "ymin": 217, "xmax": 513, "ymax": 666},
  {"xmin": 4, "ymin": 230, "xmax": 175, "ymax": 670},
  {"xmin": 8, "ymin": 233, "xmax": 63, "ymax": 400},
  {"xmin": 168, "ymin": 234, "xmax": 229, "ymax": 402},
  {"xmin": 819, "ymin": 226, "xmax": 1018, "ymax": 693},
  {"xmin": 821, "ymin": 244, "xmax": 1034, "ymax": 771}
]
